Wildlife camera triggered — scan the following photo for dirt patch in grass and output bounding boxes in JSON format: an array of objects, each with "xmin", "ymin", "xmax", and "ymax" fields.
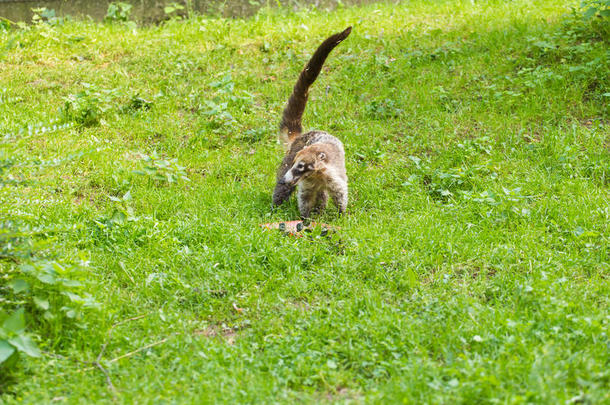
[
  {"xmin": 324, "ymin": 386, "xmax": 363, "ymax": 403},
  {"xmin": 194, "ymin": 324, "xmax": 248, "ymax": 345}
]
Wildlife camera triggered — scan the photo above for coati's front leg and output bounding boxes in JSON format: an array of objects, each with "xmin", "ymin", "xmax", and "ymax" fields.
[
  {"xmin": 312, "ymin": 190, "xmax": 328, "ymax": 215},
  {"xmin": 328, "ymin": 178, "xmax": 348, "ymax": 214},
  {"xmin": 297, "ymin": 185, "xmax": 319, "ymax": 219}
]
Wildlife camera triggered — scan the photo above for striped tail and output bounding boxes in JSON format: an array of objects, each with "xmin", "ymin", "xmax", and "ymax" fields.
[{"xmin": 279, "ymin": 26, "xmax": 352, "ymax": 147}]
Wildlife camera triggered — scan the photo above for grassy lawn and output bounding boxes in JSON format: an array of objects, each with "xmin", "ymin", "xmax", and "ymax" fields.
[{"xmin": 1, "ymin": 0, "xmax": 608, "ymax": 403}]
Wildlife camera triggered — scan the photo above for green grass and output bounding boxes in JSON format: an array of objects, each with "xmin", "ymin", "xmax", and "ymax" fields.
[{"xmin": 1, "ymin": 0, "xmax": 609, "ymax": 403}]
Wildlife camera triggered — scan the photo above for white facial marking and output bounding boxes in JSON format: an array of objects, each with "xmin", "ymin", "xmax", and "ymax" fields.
[{"xmin": 283, "ymin": 171, "xmax": 294, "ymax": 183}]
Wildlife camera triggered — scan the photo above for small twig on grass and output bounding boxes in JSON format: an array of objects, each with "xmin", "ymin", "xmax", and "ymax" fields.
[
  {"xmin": 43, "ymin": 350, "xmax": 92, "ymax": 366},
  {"xmin": 49, "ymin": 312, "xmax": 156, "ymax": 399},
  {"xmin": 106, "ymin": 336, "xmax": 171, "ymax": 364},
  {"xmin": 92, "ymin": 312, "xmax": 153, "ymax": 399},
  {"xmin": 97, "ymin": 313, "xmax": 152, "ymax": 362},
  {"xmin": 94, "ymin": 361, "xmax": 118, "ymax": 401},
  {"xmin": 59, "ymin": 336, "xmax": 174, "ymax": 376}
]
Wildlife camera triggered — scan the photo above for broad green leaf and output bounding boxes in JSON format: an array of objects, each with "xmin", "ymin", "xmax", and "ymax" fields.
[
  {"xmin": 3, "ymin": 309, "xmax": 25, "ymax": 334},
  {"xmin": 111, "ymin": 210, "xmax": 127, "ymax": 224},
  {"xmin": 37, "ymin": 273, "xmax": 56, "ymax": 284},
  {"xmin": 63, "ymin": 292, "xmax": 83, "ymax": 303},
  {"xmin": 406, "ymin": 267, "xmax": 418, "ymax": 289},
  {"xmin": 33, "ymin": 296, "xmax": 50, "ymax": 310},
  {"xmin": 19, "ymin": 263, "xmax": 35, "ymax": 274},
  {"xmin": 9, "ymin": 279, "xmax": 29, "ymax": 294},
  {"xmin": 43, "ymin": 311, "xmax": 55, "ymax": 321},
  {"xmin": 583, "ymin": 6, "xmax": 598, "ymax": 19},
  {"xmin": 60, "ymin": 279, "xmax": 83, "ymax": 288},
  {"xmin": 0, "ymin": 340, "xmax": 16, "ymax": 363},
  {"xmin": 52, "ymin": 262, "xmax": 67, "ymax": 274},
  {"xmin": 8, "ymin": 335, "xmax": 41, "ymax": 358}
]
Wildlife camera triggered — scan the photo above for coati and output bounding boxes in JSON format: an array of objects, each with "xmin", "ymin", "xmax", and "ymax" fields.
[{"xmin": 272, "ymin": 26, "xmax": 351, "ymax": 218}]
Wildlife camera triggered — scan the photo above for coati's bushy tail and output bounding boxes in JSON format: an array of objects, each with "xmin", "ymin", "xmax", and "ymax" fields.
[{"xmin": 279, "ymin": 26, "xmax": 352, "ymax": 146}]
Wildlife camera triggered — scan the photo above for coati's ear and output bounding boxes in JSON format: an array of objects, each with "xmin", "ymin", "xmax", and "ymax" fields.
[{"xmin": 318, "ymin": 152, "xmax": 326, "ymax": 161}]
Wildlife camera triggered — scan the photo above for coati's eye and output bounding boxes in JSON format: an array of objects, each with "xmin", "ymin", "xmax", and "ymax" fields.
[{"xmin": 296, "ymin": 162, "xmax": 305, "ymax": 171}]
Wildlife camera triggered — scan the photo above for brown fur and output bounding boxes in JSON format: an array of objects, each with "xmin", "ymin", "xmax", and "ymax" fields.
[
  {"xmin": 272, "ymin": 27, "xmax": 352, "ymax": 211},
  {"xmin": 287, "ymin": 140, "xmax": 348, "ymax": 217}
]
